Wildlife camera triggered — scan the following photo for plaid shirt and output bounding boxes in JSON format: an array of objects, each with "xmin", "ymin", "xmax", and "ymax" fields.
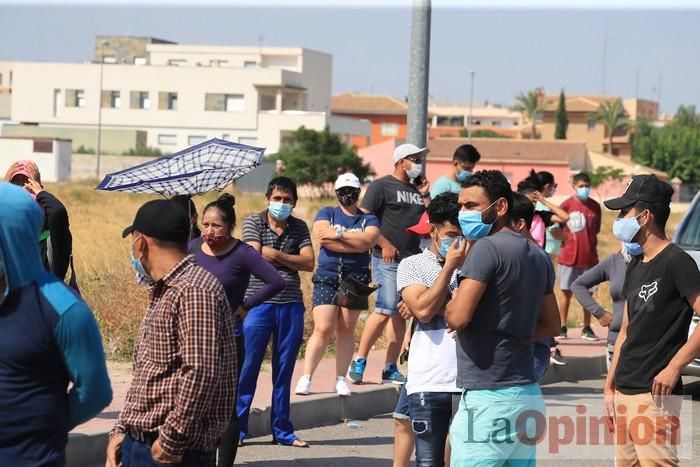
[{"xmin": 110, "ymin": 256, "xmax": 237, "ymax": 457}]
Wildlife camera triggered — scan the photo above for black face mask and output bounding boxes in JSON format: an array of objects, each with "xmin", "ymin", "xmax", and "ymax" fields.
[{"xmin": 336, "ymin": 189, "xmax": 360, "ymax": 207}]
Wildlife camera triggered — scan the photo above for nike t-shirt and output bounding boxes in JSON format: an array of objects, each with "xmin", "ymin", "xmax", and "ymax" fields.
[{"xmin": 615, "ymin": 243, "xmax": 700, "ymax": 395}]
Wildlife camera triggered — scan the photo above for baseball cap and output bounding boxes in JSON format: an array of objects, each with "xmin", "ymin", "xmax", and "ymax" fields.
[
  {"xmin": 335, "ymin": 173, "xmax": 361, "ymax": 190},
  {"xmin": 122, "ymin": 199, "xmax": 190, "ymax": 243},
  {"xmin": 603, "ymin": 174, "xmax": 674, "ymax": 210},
  {"xmin": 5, "ymin": 160, "xmax": 41, "ymax": 183},
  {"xmin": 392, "ymin": 143, "xmax": 428, "ymax": 165},
  {"xmin": 406, "ymin": 211, "xmax": 431, "ymax": 236}
]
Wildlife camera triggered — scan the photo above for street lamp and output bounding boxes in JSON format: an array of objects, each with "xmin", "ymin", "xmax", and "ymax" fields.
[
  {"xmin": 96, "ymin": 40, "xmax": 108, "ymax": 180},
  {"xmin": 467, "ymin": 70, "xmax": 475, "ymax": 143}
]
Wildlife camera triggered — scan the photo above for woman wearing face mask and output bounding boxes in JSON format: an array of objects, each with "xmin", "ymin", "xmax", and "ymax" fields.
[
  {"xmin": 570, "ymin": 242, "xmax": 641, "ymax": 369},
  {"xmin": 188, "ymin": 193, "xmax": 285, "ymax": 467},
  {"xmin": 516, "ymin": 170, "xmax": 570, "ymax": 250},
  {"xmin": 295, "ymin": 173, "xmax": 380, "ymax": 397}
]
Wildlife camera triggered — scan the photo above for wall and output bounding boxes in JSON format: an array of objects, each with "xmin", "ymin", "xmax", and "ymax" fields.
[
  {"xmin": 71, "ymin": 153, "xmax": 156, "ymax": 180},
  {"xmin": 542, "ymin": 112, "xmax": 606, "ymax": 152},
  {"xmin": 0, "ymin": 138, "xmax": 72, "ymax": 182},
  {"xmin": 2, "ymin": 124, "xmax": 144, "ymax": 154},
  {"xmin": 299, "ymin": 49, "xmax": 332, "ymax": 113}
]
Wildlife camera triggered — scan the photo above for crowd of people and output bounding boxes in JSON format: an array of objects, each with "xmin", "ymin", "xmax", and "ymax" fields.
[{"xmin": 0, "ymin": 143, "xmax": 699, "ymax": 467}]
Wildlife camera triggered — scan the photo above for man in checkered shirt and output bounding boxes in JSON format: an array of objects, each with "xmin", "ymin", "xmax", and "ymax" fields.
[{"xmin": 106, "ymin": 200, "xmax": 236, "ymax": 467}]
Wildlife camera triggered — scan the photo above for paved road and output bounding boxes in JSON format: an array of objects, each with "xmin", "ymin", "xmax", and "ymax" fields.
[{"xmin": 237, "ymin": 378, "xmax": 700, "ymax": 466}]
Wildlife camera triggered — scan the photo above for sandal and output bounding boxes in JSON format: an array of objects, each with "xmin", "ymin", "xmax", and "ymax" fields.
[{"xmin": 271, "ymin": 438, "xmax": 310, "ymax": 448}]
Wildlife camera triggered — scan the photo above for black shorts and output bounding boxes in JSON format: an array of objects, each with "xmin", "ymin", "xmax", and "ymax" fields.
[{"xmin": 311, "ymin": 272, "xmax": 370, "ymax": 309}]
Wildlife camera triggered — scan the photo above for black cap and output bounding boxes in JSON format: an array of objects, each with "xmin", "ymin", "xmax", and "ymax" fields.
[
  {"xmin": 604, "ymin": 174, "xmax": 674, "ymax": 210},
  {"xmin": 122, "ymin": 199, "xmax": 190, "ymax": 243}
]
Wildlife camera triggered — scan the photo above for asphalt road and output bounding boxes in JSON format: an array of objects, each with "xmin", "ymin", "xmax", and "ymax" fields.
[{"xmin": 237, "ymin": 377, "xmax": 700, "ymax": 466}]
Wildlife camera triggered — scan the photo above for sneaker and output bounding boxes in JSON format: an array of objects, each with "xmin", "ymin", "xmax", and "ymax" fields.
[
  {"xmin": 347, "ymin": 358, "xmax": 366, "ymax": 384},
  {"xmin": 581, "ymin": 326, "xmax": 599, "ymax": 341},
  {"xmin": 294, "ymin": 374, "xmax": 311, "ymax": 395},
  {"xmin": 335, "ymin": 376, "xmax": 352, "ymax": 396},
  {"xmin": 381, "ymin": 363, "xmax": 406, "ymax": 385},
  {"xmin": 550, "ymin": 348, "xmax": 567, "ymax": 366},
  {"xmin": 555, "ymin": 326, "xmax": 568, "ymax": 340}
]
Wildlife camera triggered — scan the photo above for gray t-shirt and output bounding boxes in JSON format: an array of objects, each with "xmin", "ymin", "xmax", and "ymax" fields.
[
  {"xmin": 456, "ymin": 230, "xmax": 554, "ymax": 389},
  {"xmin": 361, "ymin": 175, "xmax": 425, "ymax": 260}
]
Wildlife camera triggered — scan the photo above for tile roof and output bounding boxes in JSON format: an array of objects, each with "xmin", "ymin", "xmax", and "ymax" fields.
[
  {"xmin": 331, "ymin": 92, "xmax": 409, "ymax": 115},
  {"xmin": 427, "ymin": 137, "xmax": 587, "ymax": 165},
  {"xmin": 542, "ymin": 95, "xmax": 620, "ymax": 113}
]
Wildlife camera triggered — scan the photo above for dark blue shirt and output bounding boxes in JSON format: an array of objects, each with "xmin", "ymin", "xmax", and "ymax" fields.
[{"xmin": 314, "ymin": 206, "xmax": 380, "ymax": 278}]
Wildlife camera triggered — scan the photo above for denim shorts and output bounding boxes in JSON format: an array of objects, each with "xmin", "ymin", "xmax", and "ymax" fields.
[
  {"xmin": 392, "ymin": 383, "xmax": 410, "ymax": 420},
  {"xmin": 371, "ymin": 255, "xmax": 400, "ymax": 315},
  {"xmin": 408, "ymin": 391, "xmax": 459, "ymax": 467}
]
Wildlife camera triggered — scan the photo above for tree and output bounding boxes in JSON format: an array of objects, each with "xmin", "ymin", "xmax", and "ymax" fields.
[
  {"xmin": 590, "ymin": 100, "xmax": 628, "ymax": 155},
  {"xmin": 512, "ymin": 90, "xmax": 543, "ymax": 139},
  {"xmin": 585, "ymin": 166, "xmax": 625, "ymax": 188},
  {"xmin": 458, "ymin": 129, "xmax": 512, "ymax": 139},
  {"xmin": 554, "ymin": 90, "xmax": 568, "ymax": 139},
  {"xmin": 275, "ymin": 126, "xmax": 373, "ymax": 186}
]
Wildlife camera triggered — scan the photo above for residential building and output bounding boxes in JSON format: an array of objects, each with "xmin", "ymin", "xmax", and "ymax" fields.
[
  {"xmin": 622, "ymin": 98, "xmax": 659, "ymax": 122},
  {"xmin": 331, "ymin": 92, "xmax": 409, "ymax": 147},
  {"xmin": 1, "ymin": 36, "xmax": 369, "ymax": 155}
]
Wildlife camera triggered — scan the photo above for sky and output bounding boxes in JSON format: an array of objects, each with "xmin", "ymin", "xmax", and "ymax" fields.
[{"xmin": 1, "ymin": 1, "xmax": 699, "ymax": 114}]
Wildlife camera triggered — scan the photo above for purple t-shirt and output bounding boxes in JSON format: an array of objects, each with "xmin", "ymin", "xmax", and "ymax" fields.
[{"xmin": 189, "ymin": 239, "xmax": 285, "ymax": 335}]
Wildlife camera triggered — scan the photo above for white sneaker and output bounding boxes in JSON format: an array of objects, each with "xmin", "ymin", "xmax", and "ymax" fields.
[
  {"xmin": 335, "ymin": 376, "xmax": 352, "ymax": 396},
  {"xmin": 295, "ymin": 375, "xmax": 311, "ymax": 395}
]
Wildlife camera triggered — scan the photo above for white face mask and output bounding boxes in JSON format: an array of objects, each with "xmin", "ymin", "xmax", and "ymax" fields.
[{"xmin": 405, "ymin": 162, "xmax": 423, "ymax": 179}]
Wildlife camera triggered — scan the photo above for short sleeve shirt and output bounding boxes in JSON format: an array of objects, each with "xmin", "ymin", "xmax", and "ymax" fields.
[
  {"xmin": 241, "ymin": 211, "xmax": 312, "ymax": 304},
  {"xmin": 360, "ymin": 175, "xmax": 425, "ymax": 260},
  {"xmin": 616, "ymin": 243, "xmax": 700, "ymax": 395},
  {"xmin": 430, "ymin": 175, "xmax": 461, "ymax": 199},
  {"xmin": 558, "ymin": 196, "xmax": 601, "ymax": 268},
  {"xmin": 314, "ymin": 206, "xmax": 380, "ymax": 278},
  {"xmin": 456, "ymin": 231, "xmax": 555, "ymax": 389}
]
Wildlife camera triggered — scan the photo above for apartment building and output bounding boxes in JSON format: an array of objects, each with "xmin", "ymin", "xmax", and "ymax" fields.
[{"xmin": 1, "ymin": 36, "xmax": 369, "ymax": 155}]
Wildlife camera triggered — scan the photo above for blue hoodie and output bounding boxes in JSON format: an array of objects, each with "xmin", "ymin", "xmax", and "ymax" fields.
[{"xmin": 0, "ymin": 183, "xmax": 112, "ymax": 467}]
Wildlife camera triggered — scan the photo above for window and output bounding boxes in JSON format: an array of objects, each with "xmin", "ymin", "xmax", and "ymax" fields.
[
  {"xmin": 130, "ymin": 91, "xmax": 150, "ymax": 109},
  {"xmin": 205, "ymin": 93, "xmax": 245, "ymax": 112},
  {"xmin": 103, "ymin": 55, "xmax": 117, "ymax": 64},
  {"xmin": 380, "ymin": 122, "xmax": 399, "ymax": 137},
  {"xmin": 188, "ymin": 135, "xmax": 207, "ymax": 146},
  {"xmin": 65, "ymin": 89, "xmax": 85, "ymax": 108},
  {"xmin": 167, "ymin": 59, "xmax": 186, "ymax": 66},
  {"xmin": 210, "ymin": 60, "xmax": 228, "ymax": 67},
  {"xmin": 491, "ymin": 121, "xmax": 501, "ymax": 127},
  {"xmin": 158, "ymin": 134, "xmax": 177, "ymax": 145},
  {"xmin": 244, "ymin": 61, "xmax": 258, "ymax": 69},
  {"xmin": 33, "ymin": 140, "xmax": 53, "ymax": 153},
  {"xmin": 53, "ymin": 89, "xmax": 61, "ymax": 117},
  {"xmin": 159, "ymin": 92, "xmax": 178, "ymax": 110},
  {"xmin": 0, "ymin": 73, "xmax": 3, "ymax": 86},
  {"xmin": 587, "ymin": 119, "xmax": 596, "ymax": 132},
  {"xmin": 222, "ymin": 133, "xmax": 231, "ymax": 140},
  {"xmin": 108, "ymin": 91, "xmax": 121, "ymax": 108},
  {"xmin": 134, "ymin": 57, "xmax": 147, "ymax": 65}
]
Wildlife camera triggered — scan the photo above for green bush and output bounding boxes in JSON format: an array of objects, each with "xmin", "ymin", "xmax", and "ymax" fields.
[{"xmin": 75, "ymin": 145, "xmax": 95, "ymax": 154}]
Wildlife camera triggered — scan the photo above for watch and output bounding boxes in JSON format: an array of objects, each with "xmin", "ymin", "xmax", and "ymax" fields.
[{"xmin": 336, "ymin": 229, "xmax": 344, "ymax": 239}]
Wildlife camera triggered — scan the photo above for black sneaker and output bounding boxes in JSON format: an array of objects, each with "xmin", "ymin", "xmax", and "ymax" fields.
[
  {"xmin": 550, "ymin": 348, "xmax": 567, "ymax": 366},
  {"xmin": 555, "ymin": 326, "xmax": 568, "ymax": 340},
  {"xmin": 581, "ymin": 327, "xmax": 599, "ymax": 341}
]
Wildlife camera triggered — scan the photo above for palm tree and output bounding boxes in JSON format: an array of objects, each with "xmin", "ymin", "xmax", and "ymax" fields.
[
  {"xmin": 513, "ymin": 90, "xmax": 544, "ymax": 139},
  {"xmin": 590, "ymin": 100, "xmax": 629, "ymax": 155}
]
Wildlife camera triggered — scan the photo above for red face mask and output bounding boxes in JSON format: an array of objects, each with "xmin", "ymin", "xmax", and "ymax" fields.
[{"xmin": 202, "ymin": 233, "xmax": 229, "ymax": 248}]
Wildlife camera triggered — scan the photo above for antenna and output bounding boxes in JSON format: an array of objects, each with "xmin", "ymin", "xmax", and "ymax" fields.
[
  {"xmin": 634, "ymin": 68, "xmax": 639, "ymax": 99},
  {"xmin": 602, "ymin": 20, "xmax": 608, "ymax": 94}
]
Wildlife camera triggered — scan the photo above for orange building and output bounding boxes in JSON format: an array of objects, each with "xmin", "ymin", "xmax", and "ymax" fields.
[{"xmin": 331, "ymin": 92, "xmax": 411, "ymax": 148}]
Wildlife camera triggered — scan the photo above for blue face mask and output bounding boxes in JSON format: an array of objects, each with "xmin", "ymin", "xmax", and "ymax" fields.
[
  {"xmin": 435, "ymin": 231, "xmax": 463, "ymax": 258},
  {"xmin": 624, "ymin": 242, "xmax": 643, "ymax": 257},
  {"xmin": 576, "ymin": 187, "xmax": 591, "ymax": 200},
  {"xmin": 456, "ymin": 170, "xmax": 472, "ymax": 182},
  {"xmin": 130, "ymin": 238, "xmax": 153, "ymax": 286},
  {"xmin": 269, "ymin": 201, "xmax": 293, "ymax": 221},
  {"xmin": 612, "ymin": 211, "xmax": 645, "ymax": 243},
  {"xmin": 458, "ymin": 200, "xmax": 497, "ymax": 240}
]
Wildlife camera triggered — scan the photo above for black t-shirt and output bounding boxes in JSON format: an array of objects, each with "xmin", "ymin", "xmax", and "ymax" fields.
[
  {"xmin": 615, "ymin": 243, "xmax": 700, "ymax": 395},
  {"xmin": 360, "ymin": 175, "xmax": 425, "ymax": 260}
]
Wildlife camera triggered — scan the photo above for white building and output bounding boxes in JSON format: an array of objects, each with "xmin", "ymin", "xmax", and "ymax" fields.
[
  {"xmin": 1, "ymin": 37, "xmax": 369, "ymax": 155},
  {"xmin": 429, "ymin": 103, "xmax": 522, "ymax": 128}
]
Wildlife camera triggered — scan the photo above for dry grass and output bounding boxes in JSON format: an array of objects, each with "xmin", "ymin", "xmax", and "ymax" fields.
[{"xmin": 44, "ymin": 182, "xmax": 684, "ymax": 359}]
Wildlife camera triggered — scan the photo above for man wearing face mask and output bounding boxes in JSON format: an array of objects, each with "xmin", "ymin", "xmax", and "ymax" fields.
[
  {"xmin": 602, "ymin": 175, "xmax": 700, "ymax": 466},
  {"xmin": 557, "ymin": 172, "xmax": 602, "ymax": 341},
  {"xmin": 349, "ymin": 143, "xmax": 430, "ymax": 386},
  {"xmin": 444, "ymin": 170, "xmax": 561, "ymax": 465},
  {"xmin": 396, "ymin": 192, "xmax": 467, "ymax": 467},
  {"xmin": 106, "ymin": 200, "xmax": 236, "ymax": 467},
  {"xmin": 430, "ymin": 144, "xmax": 481, "ymax": 198},
  {"xmin": 0, "ymin": 183, "xmax": 111, "ymax": 467},
  {"xmin": 237, "ymin": 176, "xmax": 315, "ymax": 448}
]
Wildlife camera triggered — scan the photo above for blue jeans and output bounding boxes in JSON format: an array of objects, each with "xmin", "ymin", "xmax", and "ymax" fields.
[
  {"xmin": 408, "ymin": 391, "xmax": 455, "ymax": 467},
  {"xmin": 236, "ymin": 302, "xmax": 305, "ymax": 445},
  {"xmin": 121, "ymin": 434, "xmax": 215, "ymax": 467},
  {"xmin": 371, "ymin": 255, "xmax": 399, "ymax": 315},
  {"xmin": 533, "ymin": 341, "xmax": 551, "ymax": 382}
]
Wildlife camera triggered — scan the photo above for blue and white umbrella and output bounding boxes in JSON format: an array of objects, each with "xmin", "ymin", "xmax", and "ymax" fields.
[{"xmin": 96, "ymin": 138, "xmax": 265, "ymax": 196}]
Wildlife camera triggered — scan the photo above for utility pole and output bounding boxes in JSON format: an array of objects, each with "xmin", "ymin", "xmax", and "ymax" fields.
[
  {"xmin": 634, "ymin": 68, "xmax": 640, "ymax": 99},
  {"xmin": 96, "ymin": 40, "xmax": 108, "ymax": 180},
  {"xmin": 657, "ymin": 74, "xmax": 663, "ymax": 112},
  {"xmin": 467, "ymin": 71, "xmax": 475, "ymax": 143},
  {"xmin": 601, "ymin": 21, "xmax": 608, "ymax": 94},
  {"xmin": 406, "ymin": 0, "xmax": 431, "ymax": 152}
]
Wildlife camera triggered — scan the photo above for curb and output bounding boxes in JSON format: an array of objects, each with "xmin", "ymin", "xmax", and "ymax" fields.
[{"xmin": 67, "ymin": 354, "xmax": 606, "ymax": 466}]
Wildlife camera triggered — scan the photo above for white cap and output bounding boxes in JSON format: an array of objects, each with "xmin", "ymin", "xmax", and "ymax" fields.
[
  {"xmin": 392, "ymin": 143, "xmax": 428, "ymax": 165},
  {"xmin": 335, "ymin": 173, "xmax": 361, "ymax": 190}
]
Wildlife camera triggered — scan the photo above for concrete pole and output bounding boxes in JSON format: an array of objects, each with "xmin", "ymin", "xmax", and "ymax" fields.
[
  {"xmin": 407, "ymin": 0, "xmax": 431, "ymax": 153},
  {"xmin": 468, "ymin": 71, "xmax": 475, "ymax": 143},
  {"xmin": 96, "ymin": 41, "xmax": 107, "ymax": 180}
]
